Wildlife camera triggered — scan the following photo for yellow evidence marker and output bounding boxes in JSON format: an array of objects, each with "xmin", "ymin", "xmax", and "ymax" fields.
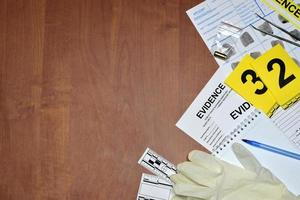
[
  {"xmin": 251, "ymin": 44, "xmax": 300, "ymax": 109},
  {"xmin": 225, "ymin": 55, "xmax": 278, "ymax": 117}
]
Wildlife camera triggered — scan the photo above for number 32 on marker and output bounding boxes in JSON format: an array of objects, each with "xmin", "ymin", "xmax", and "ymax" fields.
[
  {"xmin": 252, "ymin": 44, "xmax": 300, "ymax": 109},
  {"xmin": 225, "ymin": 55, "xmax": 278, "ymax": 117}
]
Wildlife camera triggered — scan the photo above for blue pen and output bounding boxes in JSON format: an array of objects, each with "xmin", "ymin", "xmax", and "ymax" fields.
[{"xmin": 242, "ymin": 139, "xmax": 300, "ymax": 161}]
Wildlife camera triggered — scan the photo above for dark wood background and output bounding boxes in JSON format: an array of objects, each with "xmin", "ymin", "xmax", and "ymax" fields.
[{"xmin": 0, "ymin": 0, "xmax": 217, "ymax": 199}]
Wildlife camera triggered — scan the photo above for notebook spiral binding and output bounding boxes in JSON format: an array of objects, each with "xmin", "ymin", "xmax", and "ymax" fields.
[{"xmin": 212, "ymin": 109, "xmax": 261, "ymax": 155}]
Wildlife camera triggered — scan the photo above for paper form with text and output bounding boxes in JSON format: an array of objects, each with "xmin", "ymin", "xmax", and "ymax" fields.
[{"xmin": 186, "ymin": 0, "xmax": 300, "ymax": 149}]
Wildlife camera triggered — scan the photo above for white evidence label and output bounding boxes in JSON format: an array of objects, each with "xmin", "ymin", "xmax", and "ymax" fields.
[{"xmin": 136, "ymin": 173, "xmax": 174, "ymax": 200}]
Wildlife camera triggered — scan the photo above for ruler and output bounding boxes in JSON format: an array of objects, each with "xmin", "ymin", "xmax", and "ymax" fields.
[{"xmin": 138, "ymin": 147, "xmax": 177, "ymax": 183}]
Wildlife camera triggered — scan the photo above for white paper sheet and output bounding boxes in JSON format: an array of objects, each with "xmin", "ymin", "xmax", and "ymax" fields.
[{"xmin": 186, "ymin": 0, "xmax": 300, "ymax": 149}]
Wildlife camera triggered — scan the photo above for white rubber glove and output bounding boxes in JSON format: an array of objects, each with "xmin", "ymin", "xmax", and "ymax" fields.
[{"xmin": 170, "ymin": 143, "xmax": 299, "ymax": 200}]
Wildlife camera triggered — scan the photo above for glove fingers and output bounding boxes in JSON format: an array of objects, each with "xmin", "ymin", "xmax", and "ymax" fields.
[
  {"xmin": 233, "ymin": 143, "xmax": 280, "ymax": 181},
  {"xmin": 232, "ymin": 143, "xmax": 262, "ymax": 173},
  {"xmin": 188, "ymin": 150, "xmax": 222, "ymax": 173},
  {"xmin": 172, "ymin": 196, "xmax": 202, "ymax": 200},
  {"xmin": 186, "ymin": 197, "xmax": 204, "ymax": 200},
  {"xmin": 256, "ymin": 167, "xmax": 281, "ymax": 182},
  {"xmin": 173, "ymin": 183, "xmax": 214, "ymax": 199},
  {"xmin": 172, "ymin": 195, "xmax": 187, "ymax": 200},
  {"xmin": 171, "ymin": 173, "xmax": 197, "ymax": 185},
  {"xmin": 177, "ymin": 162, "xmax": 219, "ymax": 187},
  {"xmin": 171, "ymin": 174, "xmax": 206, "ymax": 200}
]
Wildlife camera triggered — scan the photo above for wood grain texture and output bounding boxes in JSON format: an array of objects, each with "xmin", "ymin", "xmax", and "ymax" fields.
[{"xmin": 0, "ymin": 0, "xmax": 217, "ymax": 199}]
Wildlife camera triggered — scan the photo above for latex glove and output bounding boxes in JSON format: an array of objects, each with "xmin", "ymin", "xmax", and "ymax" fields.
[{"xmin": 170, "ymin": 143, "xmax": 299, "ymax": 200}]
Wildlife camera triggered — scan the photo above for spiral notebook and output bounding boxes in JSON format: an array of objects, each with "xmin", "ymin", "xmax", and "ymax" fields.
[{"xmin": 176, "ymin": 66, "xmax": 300, "ymax": 195}]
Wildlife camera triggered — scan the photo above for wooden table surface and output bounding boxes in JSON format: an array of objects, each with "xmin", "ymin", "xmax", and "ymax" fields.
[{"xmin": 0, "ymin": 0, "xmax": 218, "ymax": 199}]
